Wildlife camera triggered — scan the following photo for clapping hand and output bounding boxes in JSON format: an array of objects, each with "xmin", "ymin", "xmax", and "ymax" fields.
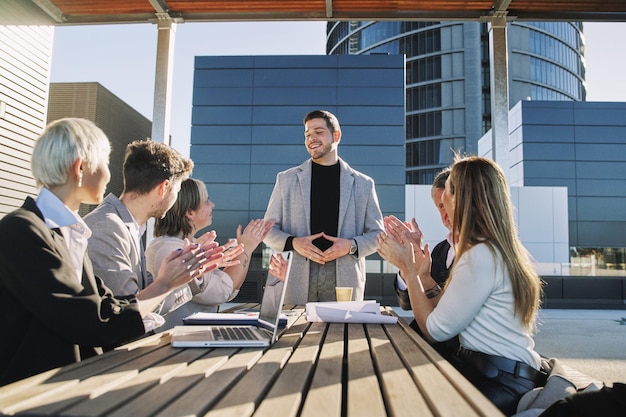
[
  {"xmin": 377, "ymin": 215, "xmax": 432, "ymax": 280},
  {"xmin": 268, "ymin": 252, "xmax": 288, "ymax": 282},
  {"xmin": 236, "ymin": 219, "xmax": 275, "ymax": 252},
  {"xmin": 383, "ymin": 215, "xmax": 422, "ymax": 248},
  {"xmin": 194, "ymin": 230, "xmax": 247, "ymax": 269},
  {"xmin": 157, "ymin": 238, "xmax": 223, "ymax": 290}
]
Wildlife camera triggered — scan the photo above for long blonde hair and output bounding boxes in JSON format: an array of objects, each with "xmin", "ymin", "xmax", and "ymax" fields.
[{"xmin": 448, "ymin": 155, "xmax": 542, "ymax": 331}]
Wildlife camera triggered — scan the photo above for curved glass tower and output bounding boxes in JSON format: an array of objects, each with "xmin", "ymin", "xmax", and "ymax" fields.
[{"xmin": 327, "ymin": 21, "xmax": 585, "ymax": 184}]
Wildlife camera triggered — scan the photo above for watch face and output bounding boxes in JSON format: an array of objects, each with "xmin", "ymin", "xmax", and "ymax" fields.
[{"xmin": 350, "ymin": 240, "xmax": 357, "ymax": 254}]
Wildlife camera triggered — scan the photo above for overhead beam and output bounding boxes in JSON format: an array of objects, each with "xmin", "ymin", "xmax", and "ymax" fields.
[
  {"xmin": 148, "ymin": 0, "xmax": 170, "ymax": 14},
  {"xmin": 46, "ymin": 11, "xmax": 626, "ymax": 26},
  {"xmin": 326, "ymin": 0, "xmax": 333, "ymax": 18},
  {"xmin": 493, "ymin": 0, "xmax": 513, "ymax": 13},
  {"xmin": 32, "ymin": 0, "xmax": 65, "ymax": 23}
]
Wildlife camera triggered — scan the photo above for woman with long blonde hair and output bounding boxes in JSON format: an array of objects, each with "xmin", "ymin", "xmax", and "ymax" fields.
[{"xmin": 378, "ymin": 155, "xmax": 544, "ymax": 415}]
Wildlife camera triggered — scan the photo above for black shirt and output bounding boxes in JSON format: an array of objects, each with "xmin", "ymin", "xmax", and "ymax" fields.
[{"xmin": 310, "ymin": 161, "xmax": 340, "ymax": 251}]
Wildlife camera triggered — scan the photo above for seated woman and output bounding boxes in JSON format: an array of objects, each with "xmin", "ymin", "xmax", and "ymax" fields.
[
  {"xmin": 0, "ymin": 118, "xmax": 224, "ymax": 386},
  {"xmin": 377, "ymin": 155, "xmax": 545, "ymax": 416},
  {"xmin": 145, "ymin": 178, "xmax": 273, "ymax": 329}
]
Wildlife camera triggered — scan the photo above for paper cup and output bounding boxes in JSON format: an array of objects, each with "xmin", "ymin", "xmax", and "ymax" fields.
[{"xmin": 335, "ymin": 287, "xmax": 353, "ymax": 302}]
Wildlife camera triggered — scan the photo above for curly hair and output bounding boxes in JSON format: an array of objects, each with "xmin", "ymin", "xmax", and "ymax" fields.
[{"xmin": 122, "ymin": 139, "xmax": 193, "ymax": 195}]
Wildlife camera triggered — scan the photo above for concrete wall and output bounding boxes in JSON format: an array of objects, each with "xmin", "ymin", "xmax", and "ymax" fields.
[{"xmin": 405, "ymin": 184, "xmax": 569, "ymax": 269}]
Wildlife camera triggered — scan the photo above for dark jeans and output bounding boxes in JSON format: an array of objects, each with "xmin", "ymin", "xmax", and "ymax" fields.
[{"xmin": 449, "ymin": 349, "xmax": 545, "ymax": 416}]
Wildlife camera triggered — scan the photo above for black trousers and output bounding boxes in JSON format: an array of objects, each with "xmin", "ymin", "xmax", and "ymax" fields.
[{"xmin": 449, "ymin": 349, "xmax": 546, "ymax": 416}]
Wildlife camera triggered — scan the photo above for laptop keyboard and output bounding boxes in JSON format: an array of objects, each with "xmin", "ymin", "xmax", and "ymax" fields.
[{"xmin": 212, "ymin": 326, "xmax": 259, "ymax": 341}]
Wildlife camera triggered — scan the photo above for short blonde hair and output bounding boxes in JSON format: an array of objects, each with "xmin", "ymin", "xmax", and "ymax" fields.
[{"xmin": 31, "ymin": 118, "xmax": 111, "ymax": 188}]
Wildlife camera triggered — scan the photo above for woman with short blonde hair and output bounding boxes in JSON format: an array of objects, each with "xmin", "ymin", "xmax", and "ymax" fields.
[{"xmin": 0, "ymin": 118, "xmax": 220, "ymax": 386}]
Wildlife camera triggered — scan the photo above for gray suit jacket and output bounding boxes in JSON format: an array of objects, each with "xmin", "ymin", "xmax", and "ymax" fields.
[
  {"xmin": 84, "ymin": 194, "xmax": 189, "ymax": 314},
  {"xmin": 84, "ymin": 194, "xmax": 151, "ymax": 296},
  {"xmin": 263, "ymin": 158, "xmax": 384, "ymax": 305}
]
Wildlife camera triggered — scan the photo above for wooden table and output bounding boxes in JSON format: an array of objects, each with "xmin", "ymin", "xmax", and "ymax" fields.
[{"xmin": 0, "ymin": 305, "xmax": 503, "ymax": 417}]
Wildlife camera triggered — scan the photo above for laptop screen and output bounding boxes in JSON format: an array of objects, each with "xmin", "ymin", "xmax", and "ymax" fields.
[{"xmin": 257, "ymin": 251, "xmax": 292, "ymax": 333}]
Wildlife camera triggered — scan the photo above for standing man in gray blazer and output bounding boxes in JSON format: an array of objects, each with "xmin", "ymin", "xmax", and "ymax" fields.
[{"xmin": 263, "ymin": 110, "xmax": 384, "ymax": 305}]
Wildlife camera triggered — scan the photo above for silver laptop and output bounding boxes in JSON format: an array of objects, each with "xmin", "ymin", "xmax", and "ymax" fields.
[{"xmin": 171, "ymin": 251, "xmax": 293, "ymax": 347}]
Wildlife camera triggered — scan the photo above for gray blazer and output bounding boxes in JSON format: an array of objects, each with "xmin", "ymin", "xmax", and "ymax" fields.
[
  {"xmin": 84, "ymin": 193, "xmax": 188, "ymax": 314},
  {"xmin": 84, "ymin": 194, "xmax": 152, "ymax": 296},
  {"xmin": 263, "ymin": 158, "xmax": 384, "ymax": 305}
]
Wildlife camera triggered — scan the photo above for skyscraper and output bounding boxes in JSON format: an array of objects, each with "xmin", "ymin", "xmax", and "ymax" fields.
[{"xmin": 327, "ymin": 21, "xmax": 586, "ymax": 184}]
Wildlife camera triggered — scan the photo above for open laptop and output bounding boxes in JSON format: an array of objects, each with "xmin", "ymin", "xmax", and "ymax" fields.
[{"xmin": 171, "ymin": 251, "xmax": 293, "ymax": 347}]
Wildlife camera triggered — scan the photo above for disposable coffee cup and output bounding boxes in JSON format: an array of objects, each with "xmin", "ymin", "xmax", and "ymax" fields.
[{"xmin": 335, "ymin": 287, "xmax": 353, "ymax": 302}]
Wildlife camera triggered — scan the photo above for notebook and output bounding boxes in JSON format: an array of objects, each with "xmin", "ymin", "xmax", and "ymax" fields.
[
  {"xmin": 182, "ymin": 311, "xmax": 288, "ymax": 327},
  {"xmin": 171, "ymin": 251, "xmax": 293, "ymax": 347}
]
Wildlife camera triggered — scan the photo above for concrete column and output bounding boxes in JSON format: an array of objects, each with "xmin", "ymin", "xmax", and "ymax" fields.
[
  {"xmin": 152, "ymin": 17, "xmax": 176, "ymax": 145},
  {"xmin": 488, "ymin": 13, "xmax": 510, "ymax": 180},
  {"xmin": 148, "ymin": 16, "xmax": 176, "ymax": 243}
]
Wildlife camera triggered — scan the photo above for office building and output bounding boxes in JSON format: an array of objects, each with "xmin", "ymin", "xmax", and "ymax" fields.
[
  {"xmin": 478, "ymin": 100, "xmax": 626, "ymax": 307},
  {"xmin": 48, "ymin": 82, "xmax": 152, "ymax": 215},
  {"xmin": 190, "ymin": 54, "xmax": 406, "ymax": 302},
  {"xmin": 190, "ymin": 55, "xmax": 405, "ymax": 239},
  {"xmin": 327, "ymin": 21, "xmax": 586, "ymax": 185}
]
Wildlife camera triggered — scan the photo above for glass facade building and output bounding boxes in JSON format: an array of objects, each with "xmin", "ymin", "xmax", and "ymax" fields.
[{"xmin": 327, "ymin": 21, "xmax": 586, "ymax": 185}]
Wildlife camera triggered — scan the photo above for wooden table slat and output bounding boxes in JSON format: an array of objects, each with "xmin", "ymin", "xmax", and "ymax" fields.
[
  {"xmin": 346, "ymin": 324, "xmax": 387, "ymax": 417},
  {"xmin": 62, "ymin": 346, "xmax": 214, "ymax": 417},
  {"xmin": 299, "ymin": 323, "xmax": 345, "ymax": 417},
  {"xmin": 150, "ymin": 348, "xmax": 263, "ymax": 416},
  {"xmin": 0, "ymin": 348, "xmax": 134, "ymax": 412},
  {"xmin": 252, "ymin": 320, "xmax": 323, "ymax": 417},
  {"xmin": 395, "ymin": 318, "xmax": 504, "ymax": 416},
  {"xmin": 0, "ymin": 339, "xmax": 173, "ymax": 415},
  {"xmin": 202, "ymin": 320, "xmax": 308, "ymax": 417},
  {"xmin": 367, "ymin": 324, "xmax": 435, "ymax": 417},
  {"xmin": 118, "ymin": 348, "xmax": 250, "ymax": 416}
]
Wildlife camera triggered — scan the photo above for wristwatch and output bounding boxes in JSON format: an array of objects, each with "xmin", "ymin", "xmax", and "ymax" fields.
[{"xmin": 349, "ymin": 239, "xmax": 358, "ymax": 255}]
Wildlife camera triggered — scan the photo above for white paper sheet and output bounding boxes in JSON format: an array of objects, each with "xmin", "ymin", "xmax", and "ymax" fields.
[{"xmin": 305, "ymin": 301, "xmax": 398, "ymax": 324}]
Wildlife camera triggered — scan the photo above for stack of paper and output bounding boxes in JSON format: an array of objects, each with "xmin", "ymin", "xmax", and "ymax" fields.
[
  {"xmin": 305, "ymin": 300, "xmax": 398, "ymax": 324},
  {"xmin": 183, "ymin": 312, "xmax": 288, "ymax": 326}
]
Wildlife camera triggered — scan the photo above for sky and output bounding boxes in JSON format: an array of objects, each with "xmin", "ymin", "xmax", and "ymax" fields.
[{"xmin": 50, "ymin": 21, "xmax": 626, "ymax": 156}]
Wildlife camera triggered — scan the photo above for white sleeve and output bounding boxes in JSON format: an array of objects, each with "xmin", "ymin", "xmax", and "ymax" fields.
[
  {"xmin": 426, "ymin": 244, "xmax": 497, "ymax": 342},
  {"xmin": 192, "ymin": 269, "xmax": 237, "ymax": 305}
]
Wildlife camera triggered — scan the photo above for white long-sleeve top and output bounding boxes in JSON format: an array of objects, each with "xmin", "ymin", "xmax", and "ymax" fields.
[
  {"xmin": 426, "ymin": 243, "xmax": 541, "ymax": 369},
  {"xmin": 145, "ymin": 235, "xmax": 238, "ymax": 330}
]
